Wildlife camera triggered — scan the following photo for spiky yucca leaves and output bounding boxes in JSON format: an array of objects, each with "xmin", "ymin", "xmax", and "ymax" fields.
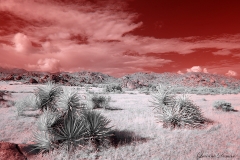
[
  {"xmin": 32, "ymin": 84, "xmax": 113, "ymax": 155},
  {"xmin": 50, "ymin": 109, "xmax": 87, "ymax": 154},
  {"xmin": 82, "ymin": 110, "xmax": 112, "ymax": 147},
  {"xmin": 162, "ymin": 94, "xmax": 206, "ymax": 129},
  {"xmin": 56, "ymin": 87, "xmax": 82, "ymax": 114},
  {"xmin": 151, "ymin": 85, "xmax": 176, "ymax": 107},
  {"xmin": 35, "ymin": 81, "xmax": 63, "ymax": 112},
  {"xmin": 32, "ymin": 130, "xmax": 55, "ymax": 153},
  {"xmin": 36, "ymin": 108, "xmax": 61, "ymax": 131},
  {"xmin": 151, "ymin": 86, "xmax": 208, "ymax": 129}
]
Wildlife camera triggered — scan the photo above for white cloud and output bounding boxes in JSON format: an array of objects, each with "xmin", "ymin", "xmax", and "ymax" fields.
[
  {"xmin": 203, "ymin": 68, "xmax": 208, "ymax": 73},
  {"xmin": 187, "ymin": 66, "xmax": 202, "ymax": 72},
  {"xmin": 27, "ymin": 58, "xmax": 61, "ymax": 73},
  {"xmin": 212, "ymin": 49, "xmax": 231, "ymax": 55},
  {"xmin": 13, "ymin": 33, "xmax": 36, "ymax": 54},
  {"xmin": 177, "ymin": 70, "xmax": 184, "ymax": 74},
  {"xmin": 226, "ymin": 70, "xmax": 237, "ymax": 76}
]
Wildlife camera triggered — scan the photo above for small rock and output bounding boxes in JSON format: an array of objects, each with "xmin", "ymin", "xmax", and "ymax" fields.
[
  {"xmin": 0, "ymin": 142, "xmax": 27, "ymax": 160},
  {"xmin": 29, "ymin": 78, "xmax": 38, "ymax": 84},
  {"xmin": 15, "ymin": 75, "xmax": 23, "ymax": 80}
]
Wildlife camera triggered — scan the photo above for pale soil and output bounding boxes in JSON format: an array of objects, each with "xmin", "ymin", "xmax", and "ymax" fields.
[{"xmin": 1, "ymin": 81, "xmax": 240, "ymax": 160}]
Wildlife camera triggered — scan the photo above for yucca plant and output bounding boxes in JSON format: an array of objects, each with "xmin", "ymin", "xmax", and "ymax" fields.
[
  {"xmin": 56, "ymin": 87, "xmax": 82, "ymax": 114},
  {"xmin": 36, "ymin": 108, "xmax": 60, "ymax": 131},
  {"xmin": 50, "ymin": 109, "xmax": 87, "ymax": 154},
  {"xmin": 32, "ymin": 130, "xmax": 55, "ymax": 154},
  {"xmin": 151, "ymin": 85, "xmax": 209, "ymax": 129},
  {"xmin": 151, "ymin": 85, "xmax": 176, "ymax": 107},
  {"xmin": 166, "ymin": 94, "xmax": 206, "ymax": 128},
  {"xmin": 34, "ymin": 81, "xmax": 63, "ymax": 112},
  {"xmin": 32, "ymin": 85, "xmax": 113, "ymax": 157},
  {"xmin": 82, "ymin": 110, "xmax": 113, "ymax": 148}
]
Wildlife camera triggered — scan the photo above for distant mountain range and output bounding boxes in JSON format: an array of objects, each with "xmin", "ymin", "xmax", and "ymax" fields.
[
  {"xmin": 0, "ymin": 67, "xmax": 240, "ymax": 89},
  {"xmin": 0, "ymin": 67, "xmax": 28, "ymax": 74}
]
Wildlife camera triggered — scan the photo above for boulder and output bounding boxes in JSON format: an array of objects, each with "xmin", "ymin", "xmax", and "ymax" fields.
[
  {"xmin": 29, "ymin": 78, "xmax": 38, "ymax": 84},
  {"xmin": 0, "ymin": 142, "xmax": 27, "ymax": 160},
  {"xmin": 43, "ymin": 75, "xmax": 49, "ymax": 79},
  {"xmin": 15, "ymin": 75, "xmax": 23, "ymax": 80},
  {"xmin": 127, "ymin": 81, "xmax": 137, "ymax": 89},
  {"xmin": 210, "ymin": 79, "xmax": 215, "ymax": 83},
  {"xmin": 38, "ymin": 78, "xmax": 46, "ymax": 83}
]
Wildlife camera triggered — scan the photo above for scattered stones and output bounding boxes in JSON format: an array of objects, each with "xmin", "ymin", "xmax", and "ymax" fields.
[
  {"xmin": 5, "ymin": 75, "xmax": 14, "ymax": 81},
  {"xmin": 50, "ymin": 74, "xmax": 61, "ymax": 83}
]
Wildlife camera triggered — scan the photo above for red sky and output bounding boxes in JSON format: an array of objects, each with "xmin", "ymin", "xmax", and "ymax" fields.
[{"xmin": 0, "ymin": 0, "xmax": 240, "ymax": 78}]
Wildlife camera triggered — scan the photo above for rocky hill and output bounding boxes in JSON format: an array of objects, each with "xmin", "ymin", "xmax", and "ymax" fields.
[
  {"xmin": 119, "ymin": 72, "xmax": 240, "ymax": 89},
  {"xmin": 0, "ymin": 68, "xmax": 240, "ymax": 89}
]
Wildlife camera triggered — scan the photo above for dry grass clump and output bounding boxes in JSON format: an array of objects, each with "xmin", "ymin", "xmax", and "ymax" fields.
[
  {"xmin": 213, "ymin": 100, "xmax": 236, "ymax": 112},
  {"xmin": 15, "ymin": 94, "xmax": 38, "ymax": 116},
  {"xmin": 151, "ymin": 85, "xmax": 211, "ymax": 129},
  {"xmin": 104, "ymin": 84, "xmax": 123, "ymax": 93}
]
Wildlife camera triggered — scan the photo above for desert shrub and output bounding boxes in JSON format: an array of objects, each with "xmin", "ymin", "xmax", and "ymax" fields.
[
  {"xmin": 213, "ymin": 100, "xmax": 234, "ymax": 112},
  {"xmin": 0, "ymin": 90, "xmax": 11, "ymax": 101},
  {"xmin": 32, "ymin": 86, "xmax": 113, "ymax": 156},
  {"xmin": 0, "ymin": 90, "xmax": 4, "ymax": 101},
  {"xmin": 91, "ymin": 94, "xmax": 111, "ymax": 109},
  {"xmin": 15, "ymin": 94, "xmax": 38, "ymax": 116},
  {"xmin": 151, "ymin": 85, "xmax": 209, "ymax": 129},
  {"xmin": 92, "ymin": 84, "xmax": 99, "ymax": 88},
  {"xmin": 0, "ymin": 90, "xmax": 14, "ymax": 108},
  {"xmin": 104, "ymin": 84, "xmax": 122, "ymax": 93}
]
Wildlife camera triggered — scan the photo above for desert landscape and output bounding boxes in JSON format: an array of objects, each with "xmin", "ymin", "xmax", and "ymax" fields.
[
  {"xmin": 2, "ymin": 0, "xmax": 240, "ymax": 159},
  {"xmin": 0, "ymin": 71, "xmax": 240, "ymax": 160}
]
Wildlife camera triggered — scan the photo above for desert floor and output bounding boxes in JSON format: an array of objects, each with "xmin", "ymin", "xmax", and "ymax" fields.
[{"xmin": 0, "ymin": 81, "xmax": 240, "ymax": 160}]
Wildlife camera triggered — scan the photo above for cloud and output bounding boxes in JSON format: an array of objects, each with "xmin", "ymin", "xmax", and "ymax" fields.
[
  {"xmin": 177, "ymin": 70, "xmax": 184, "ymax": 74},
  {"xmin": 226, "ymin": 70, "xmax": 237, "ymax": 76},
  {"xmin": 42, "ymin": 41, "xmax": 60, "ymax": 53},
  {"xmin": 212, "ymin": 49, "xmax": 231, "ymax": 55},
  {"xmin": 187, "ymin": 66, "xmax": 202, "ymax": 72},
  {"xmin": 27, "ymin": 58, "xmax": 61, "ymax": 73},
  {"xmin": 1, "ymin": 1, "xmax": 240, "ymax": 77},
  {"xmin": 13, "ymin": 33, "xmax": 37, "ymax": 54},
  {"xmin": 203, "ymin": 68, "xmax": 208, "ymax": 73}
]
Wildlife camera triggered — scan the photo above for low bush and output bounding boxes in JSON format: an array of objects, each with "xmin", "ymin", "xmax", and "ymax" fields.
[
  {"xmin": 213, "ymin": 100, "xmax": 235, "ymax": 112},
  {"xmin": 91, "ymin": 94, "xmax": 111, "ymax": 109},
  {"xmin": 104, "ymin": 84, "xmax": 122, "ymax": 93}
]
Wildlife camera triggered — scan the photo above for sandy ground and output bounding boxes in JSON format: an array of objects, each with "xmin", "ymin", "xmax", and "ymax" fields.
[{"xmin": 1, "ymin": 81, "xmax": 240, "ymax": 159}]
